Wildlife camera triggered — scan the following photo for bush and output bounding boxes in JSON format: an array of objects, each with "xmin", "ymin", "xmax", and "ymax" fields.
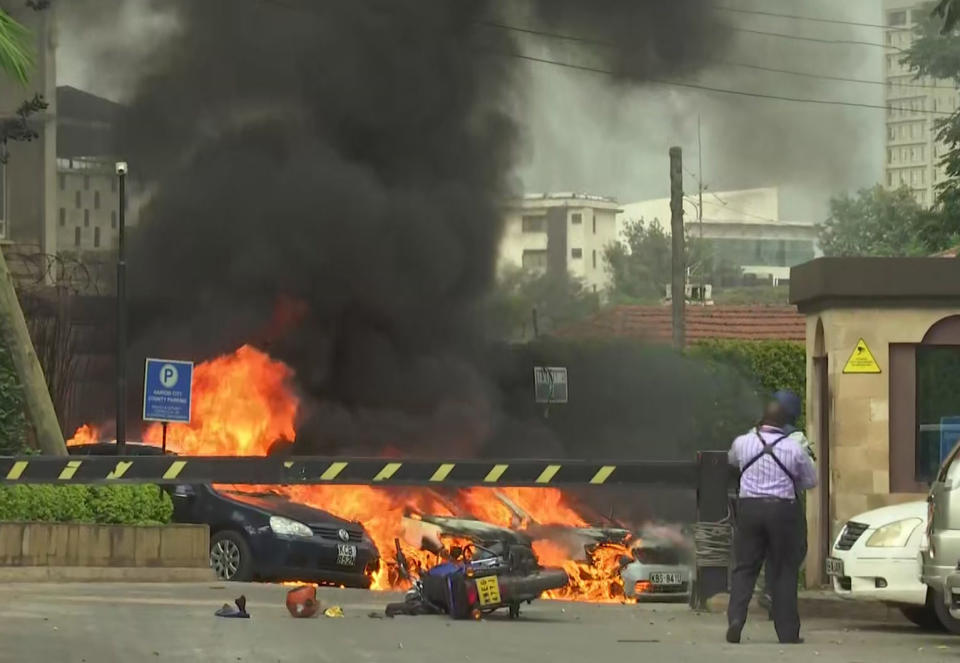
[
  {"xmin": 0, "ymin": 484, "xmax": 173, "ymax": 525},
  {"xmin": 0, "ymin": 345, "xmax": 27, "ymax": 455},
  {"xmin": 687, "ymin": 340, "xmax": 806, "ymax": 419}
]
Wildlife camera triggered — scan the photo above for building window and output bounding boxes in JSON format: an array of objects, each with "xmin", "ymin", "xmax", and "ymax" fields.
[
  {"xmin": 916, "ymin": 347, "xmax": 960, "ymax": 482},
  {"xmin": 75, "ymin": 190, "xmax": 81, "ymax": 208},
  {"xmin": 83, "ymin": 175, "xmax": 90, "ymax": 191},
  {"xmin": 84, "ymin": 209, "xmax": 90, "ymax": 227},
  {"xmin": 74, "ymin": 227, "xmax": 80, "ymax": 247},
  {"xmin": 592, "ymin": 216, "xmax": 597, "ymax": 234},
  {"xmin": 111, "ymin": 211, "xmax": 117, "ymax": 229},
  {"xmin": 592, "ymin": 249, "xmax": 597, "ymax": 268},
  {"xmin": 58, "ymin": 173, "xmax": 65, "ymax": 190},
  {"xmin": 94, "ymin": 226, "xmax": 101, "ymax": 248},
  {"xmin": 571, "ymin": 248, "xmax": 583, "ymax": 259},
  {"xmin": 94, "ymin": 191, "xmax": 100, "ymax": 210},
  {"xmin": 888, "ymin": 10, "xmax": 906, "ymax": 26},
  {"xmin": 59, "ymin": 208, "xmax": 65, "ymax": 226},
  {"xmin": 521, "ymin": 215, "xmax": 545, "ymax": 233},
  {"xmin": 521, "ymin": 249, "xmax": 547, "ymax": 271},
  {"xmin": 571, "ymin": 213, "xmax": 582, "ymax": 225}
]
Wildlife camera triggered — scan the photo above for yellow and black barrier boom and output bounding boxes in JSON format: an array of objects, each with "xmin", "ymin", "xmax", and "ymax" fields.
[{"xmin": 0, "ymin": 455, "xmax": 699, "ymax": 487}]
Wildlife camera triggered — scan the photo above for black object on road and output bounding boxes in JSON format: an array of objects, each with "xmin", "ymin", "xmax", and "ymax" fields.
[{"xmin": 215, "ymin": 595, "xmax": 250, "ymax": 619}]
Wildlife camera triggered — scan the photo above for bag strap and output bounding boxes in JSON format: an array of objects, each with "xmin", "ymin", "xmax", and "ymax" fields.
[{"xmin": 738, "ymin": 428, "xmax": 799, "ymax": 497}]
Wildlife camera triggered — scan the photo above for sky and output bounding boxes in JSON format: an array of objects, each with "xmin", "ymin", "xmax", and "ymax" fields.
[{"xmin": 56, "ymin": 0, "xmax": 887, "ymax": 223}]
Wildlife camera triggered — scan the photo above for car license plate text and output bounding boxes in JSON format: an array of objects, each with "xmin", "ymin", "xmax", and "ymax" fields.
[
  {"xmin": 475, "ymin": 576, "xmax": 501, "ymax": 606},
  {"xmin": 825, "ymin": 557, "xmax": 844, "ymax": 576},
  {"xmin": 650, "ymin": 572, "xmax": 682, "ymax": 585},
  {"xmin": 336, "ymin": 544, "xmax": 357, "ymax": 567}
]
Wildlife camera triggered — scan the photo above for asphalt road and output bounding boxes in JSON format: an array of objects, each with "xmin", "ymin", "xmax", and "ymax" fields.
[{"xmin": 0, "ymin": 583, "xmax": 956, "ymax": 663}]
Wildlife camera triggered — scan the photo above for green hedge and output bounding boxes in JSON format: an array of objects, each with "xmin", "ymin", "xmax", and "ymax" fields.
[
  {"xmin": 0, "ymin": 484, "xmax": 173, "ymax": 525},
  {"xmin": 687, "ymin": 339, "xmax": 806, "ymax": 419}
]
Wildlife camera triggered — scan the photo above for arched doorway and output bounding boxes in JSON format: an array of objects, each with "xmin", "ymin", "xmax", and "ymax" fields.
[{"xmin": 917, "ymin": 316, "xmax": 960, "ymax": 482}]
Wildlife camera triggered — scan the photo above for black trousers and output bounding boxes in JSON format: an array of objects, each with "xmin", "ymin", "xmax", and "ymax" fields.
[
  {"xmin": 763, "ymin": 495, "xmax": 807, "ymax": 601},
  {"xmin": 728, "ymin": 498, "xmax": 802, "ymax": 643}
]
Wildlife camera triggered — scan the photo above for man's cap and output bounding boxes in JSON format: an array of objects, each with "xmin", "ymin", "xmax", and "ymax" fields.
[{"xmin": 772, "ymin": 389, "xmax": 802, "ymax": 424}]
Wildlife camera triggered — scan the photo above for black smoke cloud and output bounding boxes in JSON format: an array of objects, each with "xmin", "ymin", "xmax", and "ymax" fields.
[{"xmin": 90, "ymin": 0, "xmax": 745, "ymax": 458}]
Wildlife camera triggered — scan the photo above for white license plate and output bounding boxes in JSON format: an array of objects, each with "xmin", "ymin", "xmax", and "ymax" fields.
[
  {"xmin": 336, "ymin": 544, "xmax": 357, "ymax": 567},
  {"xmin": 825, "ymin": 557, "xmax": 844, "ymax": 576},
  {"xmin": 649, "ymin": 572, "xmax": 682, "ymax": 585}
]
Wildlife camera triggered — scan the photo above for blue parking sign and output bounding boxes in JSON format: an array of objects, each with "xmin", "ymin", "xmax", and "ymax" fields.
[{"xmin": 143, "ymin": 358, "xmax": 194, "ymax": 423}]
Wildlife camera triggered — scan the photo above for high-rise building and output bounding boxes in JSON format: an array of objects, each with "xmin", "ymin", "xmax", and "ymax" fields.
[{"xmin": 883, "ymin": 1, "xmax": 960, "ymax": 207}]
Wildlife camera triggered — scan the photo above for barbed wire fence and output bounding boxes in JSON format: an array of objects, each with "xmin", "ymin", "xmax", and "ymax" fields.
[{"xmin": 4, "ymin": 251, "xmax": 117, "ymax": 438}]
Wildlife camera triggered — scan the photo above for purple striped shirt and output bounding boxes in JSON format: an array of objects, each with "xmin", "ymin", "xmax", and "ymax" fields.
[{"xmin": 729, "ymin": 426, "xmax": 818, "ymax": 499}]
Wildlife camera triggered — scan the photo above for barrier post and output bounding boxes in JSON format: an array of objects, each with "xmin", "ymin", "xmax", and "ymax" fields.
[{"xmin": 691, "ymin": 450, "xmax": 734, "ymax": 609}]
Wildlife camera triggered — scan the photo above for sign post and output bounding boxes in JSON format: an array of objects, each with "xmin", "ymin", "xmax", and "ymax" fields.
[{"xmin": 143, "ymin": 358, "xmax": 194, "ymax": 452}]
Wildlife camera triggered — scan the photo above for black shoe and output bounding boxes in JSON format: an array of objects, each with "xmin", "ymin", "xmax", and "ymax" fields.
[{"xmin": 726, "ymin": 623, "xmax": 743, "ymax": 644}]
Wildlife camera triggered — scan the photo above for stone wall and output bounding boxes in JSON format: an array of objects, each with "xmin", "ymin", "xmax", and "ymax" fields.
[{"xmin": 0, "ymin": 523, "xmax": 210, "ymax": 579}]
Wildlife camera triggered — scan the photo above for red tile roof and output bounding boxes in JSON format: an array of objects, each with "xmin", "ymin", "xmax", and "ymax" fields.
[{"xmin": 556, "ymin": 305, "xmax": 805, "ymax": 343}]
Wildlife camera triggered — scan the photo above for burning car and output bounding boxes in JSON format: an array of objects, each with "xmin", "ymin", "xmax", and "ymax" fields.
[
  {"xmin": 67, "ymin": 443, "xmax": 380, "ymax": 586},
  {"xmin": 620, "ymin": 537, "xmax": 692, "ymax": 601}
]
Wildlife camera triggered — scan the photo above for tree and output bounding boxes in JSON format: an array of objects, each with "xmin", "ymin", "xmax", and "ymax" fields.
[
  {"xmin": 817, "ymin": 185, "xmax": 947, "ymax": 257},
  {"xmin": 485, "ymin": 267, "xmax": 599, "ymax": 341},
  {"xmin": 0, "ymin": 9, "xmax": 32, "ymax": 84},
  {"xmin": 935, "ymin": 0, "xmax": 960, "ymax": 32},
  {"xmin": 604, "ymin": 219, "xmax": 673, "ymax": 302},
  {"xmin": 604, "ymin": 218, "xmax": 741, "ymax": 303},
  {"xmin": 905, "ymin": 4, "xmax": 960, "ymax": 220}
]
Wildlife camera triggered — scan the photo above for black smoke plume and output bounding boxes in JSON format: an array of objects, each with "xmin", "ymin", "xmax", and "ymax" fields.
[{"xmin": 104, "ymin": 0, "xmax": 742, "ymax": 458}]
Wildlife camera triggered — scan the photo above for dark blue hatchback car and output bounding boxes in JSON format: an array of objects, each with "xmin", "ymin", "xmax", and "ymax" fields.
[{"xmin": 68, "ymin": 443, "xmax": 380, "ymax": 586}]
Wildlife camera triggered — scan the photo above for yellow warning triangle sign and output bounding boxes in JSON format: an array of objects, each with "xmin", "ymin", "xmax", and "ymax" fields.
[{"xmin": 843, "ymin": 338, "xmax": 881, "ymax": 374}]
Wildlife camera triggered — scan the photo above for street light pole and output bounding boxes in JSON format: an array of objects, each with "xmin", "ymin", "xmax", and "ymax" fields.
[{"xmin": 115, "ymin": 161, "xmax": 128, "ymax": 454}]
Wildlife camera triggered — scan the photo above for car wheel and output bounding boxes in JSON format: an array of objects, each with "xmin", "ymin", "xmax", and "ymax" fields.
[
  {"xmin": 900, "ymin": 604, "xmax": 944, "ymax": 631},
  {"xmin": 210, "ymin": 531, "xmax": 254, "ymax": 582},
  {"xmin": 932, "ymin": 589, "xmax": 960, "ymax": 634}
]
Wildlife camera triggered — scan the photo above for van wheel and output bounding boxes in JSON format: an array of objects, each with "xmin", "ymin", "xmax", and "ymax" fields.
[
  {"xmin": 210, "ymin": 531, "xmax": 254, "ymax": 582},
  {"xmin": 932, "ymin": 589, "xmax": 960, "ymax": 634}
]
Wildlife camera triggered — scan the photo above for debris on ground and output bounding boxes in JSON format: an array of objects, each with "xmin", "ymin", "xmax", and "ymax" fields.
[
  {"xmin": 285, "ymin": 586, "xmax": 319, "ymax": 618},
  {"xmin": 324, "ymin": 605, "xmax": 344, "ymax": 618},
  {"xmin": 368, "ymin": 612, "xmax": 385, "ymax": 619},
  {"xmin": 215, "ymin": 595, "xmax": 250, "ymax": 619}
]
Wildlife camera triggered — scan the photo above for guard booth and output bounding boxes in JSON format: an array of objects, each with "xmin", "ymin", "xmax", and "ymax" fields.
[{"xmin": 790, "ymin": 257, "xmax": 960, "ymax": 586}]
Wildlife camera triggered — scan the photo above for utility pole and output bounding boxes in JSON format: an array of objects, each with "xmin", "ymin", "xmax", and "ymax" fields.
[
  {"xmin": 0, "ymin": 249, "xmax": 66, "ymax": 455},
  {"xmin": 697, "ymin": 115, "xmax": 704, "ymax": 304},
  {"xmin": 669, "ymin": 147, "xmax": 686, "ymax": 350},
  {"xmin": 115, "ymin": 162, "xmax": 128, "ymax": 453}
]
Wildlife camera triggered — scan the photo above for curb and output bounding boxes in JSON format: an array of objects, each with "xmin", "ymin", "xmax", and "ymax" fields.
[
  {"xmin": 0, "ymin": 566, "xmax": 217, "ymax": 583},
  {"xmin": 704, "ymin": 592, "xmax": 908, "ymax": 622}
]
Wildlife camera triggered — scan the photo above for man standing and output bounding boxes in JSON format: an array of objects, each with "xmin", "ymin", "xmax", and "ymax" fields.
[
  {"xmin": 759, "ymin": 390, "xmax": 816, "ymax": 617},
  {"xmin": 726, "ymin": 392, "xmax": 818, "ymax": 645}
]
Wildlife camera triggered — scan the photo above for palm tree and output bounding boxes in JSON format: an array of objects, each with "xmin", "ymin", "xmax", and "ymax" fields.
[
  {"xmin": 0, "ymin": 9, "xmax": 33, "ymax": 84},
  {"xmin": 937, "ymin": 0, "xmax": 960, "ymax": 32}
]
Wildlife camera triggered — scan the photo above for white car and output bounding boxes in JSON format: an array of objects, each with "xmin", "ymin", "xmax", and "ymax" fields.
[
  {"xmin": 826, "ymin": 501, "xmax": 940, "ymax": 627},
  {"xmin": 621, "ymin": 539, "xmax": 692, "ymax": 601}
]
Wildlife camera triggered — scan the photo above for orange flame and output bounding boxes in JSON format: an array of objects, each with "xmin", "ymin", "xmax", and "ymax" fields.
[{"xmin": 67, "ymin": 344, "xmax": 635, "ymax": 601}]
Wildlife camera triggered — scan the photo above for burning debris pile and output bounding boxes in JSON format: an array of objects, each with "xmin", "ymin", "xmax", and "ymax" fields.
[{"xmin": 68, "ymin": 346, "xmax": 692, "ymax": 602}]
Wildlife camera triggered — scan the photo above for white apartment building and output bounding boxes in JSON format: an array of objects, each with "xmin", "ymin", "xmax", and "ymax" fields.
[
  {"xmin": 884, "ymin": 1, "xmax": 960, "ymax": 207},
  {"xmin": 620, "ymin": 187, "xmax": 819, "ymax": 285},
  {"xmin": 500, "ymin": 193, "xmax": 621, "ymax": 292}
]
